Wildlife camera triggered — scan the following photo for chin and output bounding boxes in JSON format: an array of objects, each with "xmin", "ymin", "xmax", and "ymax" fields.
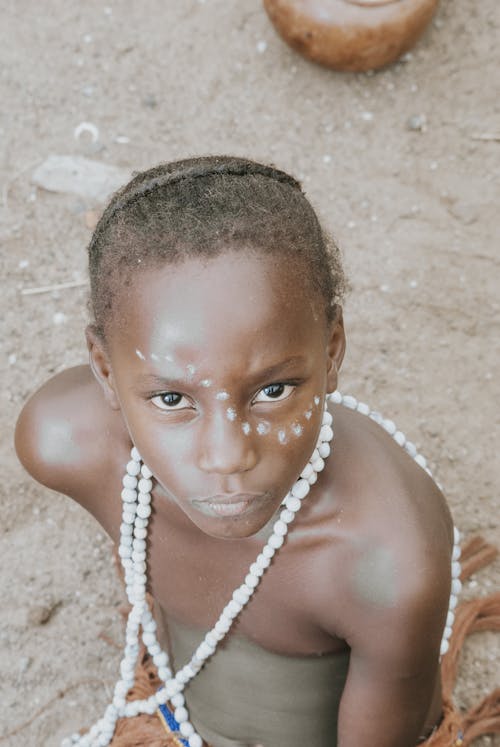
[{"xmin": 191, "ymin": 507, "xmax": 279, "ymax": 541}]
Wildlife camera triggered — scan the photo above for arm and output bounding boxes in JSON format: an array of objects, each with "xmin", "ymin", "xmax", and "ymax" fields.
[{"xmin": 336, "ymin": 560, "xmax": 450, "ymax": 747}]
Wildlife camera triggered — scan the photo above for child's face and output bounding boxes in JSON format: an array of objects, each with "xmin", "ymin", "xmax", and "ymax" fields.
[{"xmin": 98, "ymin": 250, "xmax": 344, "ymax": 539}]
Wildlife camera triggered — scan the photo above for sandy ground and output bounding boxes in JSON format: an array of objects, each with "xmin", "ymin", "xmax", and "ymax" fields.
[{"xmin": 1, "ymin": 1, "xmax": 499, "ymax": 745}]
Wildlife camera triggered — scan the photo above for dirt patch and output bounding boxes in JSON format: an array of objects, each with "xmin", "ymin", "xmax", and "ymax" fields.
[{"xmin": 1, "ymin": 1, "xmax": 499, "ymax": 744}]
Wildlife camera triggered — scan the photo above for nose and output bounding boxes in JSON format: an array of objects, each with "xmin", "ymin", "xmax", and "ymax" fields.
[{"xmin": 196, "ymin": 410, "xmax": 258, "ymax": 475}]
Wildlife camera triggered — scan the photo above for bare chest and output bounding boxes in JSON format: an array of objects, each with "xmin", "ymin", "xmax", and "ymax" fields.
[{"xmin": 145, "ymin": 503, "xmax": 346, "ymax": 656}]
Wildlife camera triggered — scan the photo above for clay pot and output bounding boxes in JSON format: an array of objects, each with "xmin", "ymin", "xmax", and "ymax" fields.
[{"xmin": 263, "ymin": 0, "xmax": 439, "ymax": 72}]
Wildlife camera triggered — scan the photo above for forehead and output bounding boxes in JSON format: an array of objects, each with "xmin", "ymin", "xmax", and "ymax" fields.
[{"xmin": 109, "ymin": 251, "xmax": 326, "ymax": 367}]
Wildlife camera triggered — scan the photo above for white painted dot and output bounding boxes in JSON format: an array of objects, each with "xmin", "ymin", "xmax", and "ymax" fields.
[
  {"xmin": 186, "ymin": 364, "xmax": 196, "ymax": 377},
  {"xmin": 242, "ymin": 422, "xmax": 251, "ymax": 435},
  {"xmin": 257, "ymin": 422, "xmax": 270, "ymax": 436},
  {"xmin": 226, "ymin": 407, "xmax": 237, "ymax": 421},
  {"xmin": 135, "ymin": 349, "xmax": 146, "ymax": 360},
  {"xmin": 200, "ymin": 379, "xmax": 212, "ymax": 388},
  {"xmin": 151, "ymin": 352, "xmax": 159, "ymax": 361},
  {"xmin": 313, "ymin": 396, "xmax": 320, "ymax": 406},
  {"xmin": 305, "ymin": 410, "xmax": 312, "ymax": 420},
  {"xmin": 278, "ymin": 430, "xmax": 287, "ymax": 444},
  {"xmin": 216, "ymin": 391, "xmax": 230, "ymax": 400},
  {"xmin": 292, "ymin": 423, "xmax": 303, "ymax": 436}
]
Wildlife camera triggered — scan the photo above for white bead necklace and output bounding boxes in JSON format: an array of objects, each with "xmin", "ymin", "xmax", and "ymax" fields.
[{"xmin": 63, "ymin": 393, "xmax": 461, "ymax": 747}]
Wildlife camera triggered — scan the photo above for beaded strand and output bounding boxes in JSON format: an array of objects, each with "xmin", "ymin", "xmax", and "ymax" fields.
[{"xmin": 63, "ymin": 393, "xmax": 460, "ymax": 747}]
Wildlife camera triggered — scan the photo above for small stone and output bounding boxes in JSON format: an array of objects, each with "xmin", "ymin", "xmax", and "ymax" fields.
[
  {"xmin": 142, "ymin": 95, "xmax": 158, "ymax": 109},
  {"xmin": 53, "ymin": 312, "xmax": 67, "ymax": 325},
  {"xmin": 19, "ymin": 656, "xmax": 32, "ymax": 673},
  {"xmin": 256, "ymin": 40, "xmax": 267, "ymax": 53},
  {"xmin": 407, "ymin": 114, "xmax": 427, "ymax": 132},
  {"xmin": 27, "ymin": 599, "xmax": 59, "ymax": 626}
]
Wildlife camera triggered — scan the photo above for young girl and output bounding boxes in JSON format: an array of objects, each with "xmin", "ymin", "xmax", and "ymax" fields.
[{"xmin": 15, "ymin": 155, "xmax": 464, "ymax": 747}]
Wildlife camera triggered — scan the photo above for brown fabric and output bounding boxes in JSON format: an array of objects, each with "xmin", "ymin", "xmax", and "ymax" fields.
[{"xmin": 99, "ymin": 536, "xmax": 499, "ymax": 747}]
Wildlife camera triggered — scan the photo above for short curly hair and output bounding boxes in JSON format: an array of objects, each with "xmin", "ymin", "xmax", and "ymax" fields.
[{"xmin": 88, "ymin": 155, "xmax": 346, "ymax": 338}]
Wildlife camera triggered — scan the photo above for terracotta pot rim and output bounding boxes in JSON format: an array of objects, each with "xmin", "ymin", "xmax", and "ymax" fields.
[{"xmin": 344, "ymin": 0, "xmax": 401, "ymax": 6}]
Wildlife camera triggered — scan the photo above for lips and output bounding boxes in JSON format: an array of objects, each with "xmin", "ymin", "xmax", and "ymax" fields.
[{"xmin": 193, "ymin": 493, "xmax": 264, "ymax": 518}]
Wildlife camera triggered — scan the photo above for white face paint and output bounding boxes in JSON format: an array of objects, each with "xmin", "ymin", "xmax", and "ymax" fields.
[
  {"xmin": 216, "ymin": 391, "xmax": 230, "ymax": 401},
  {"xmin": 278, "ymin": 429, "xmax": 287, "ymax": 444},
  {"xmin": 186, "ymin": 363, "xmax": 196, "ymax": 378},
  {"xmin": 314, "ymin": 395, "xmax": 321, "ymax": 406},
  {"xmin": 305, "ymin": 409, "xmax": 312, "ymax": 420},
  {"xmin": 226, "ymin": 407, "xmax": 237, "ymax": 422},
  {"xmin": 135, "ymin": 349, "xmax": 146, "ymax": 361},
  {"xmin": 292, "ymin": 423, "xmax": 303, "ymax": 437},
  {"xmin": 200, "ymin": 379, "xmax": 212, "ymax": 388},
  {"xmin": 256, "ymin": 421, "xmax": 270, "ymax": 436},
  {"xmin": 242, "ymin": 422, "xmax": 251, "ymax": 435},
  {"xmin": 151, "ymin": 352, "xmax": 159, "ymax": 362}
]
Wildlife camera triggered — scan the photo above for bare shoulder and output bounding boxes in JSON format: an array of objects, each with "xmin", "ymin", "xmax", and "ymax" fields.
[
  {"xmin": 15, "ymin": 365, "xmax": 129, "ymax": 538},
  {"xmin": 315, "ymin": 402, "xmax": 454, "ymax": 647}
]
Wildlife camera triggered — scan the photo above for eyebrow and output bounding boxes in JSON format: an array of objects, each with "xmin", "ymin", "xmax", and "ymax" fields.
[{"xmin": 134, "ymin": 356, "xmax": 308, "ymax": 390}]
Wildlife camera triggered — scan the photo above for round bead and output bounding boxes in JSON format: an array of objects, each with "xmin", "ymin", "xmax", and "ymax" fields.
[
  {"xmin": 342, "ymin": 395, "xmax": 358, "ymax": 409},
  {"xmin": 405, "ymin": 441, "xmax": 417, "ymax": 458},
  {"xmin": 280, "ymin": 508, "xmax": 295, "ymax": 524},
  {"xmin": 329, "ymin": 390, "xmax": 342, "ymax": 403},
  {"xmin": 312, "ymin": 457, "xmax": 324, "ymax": 472},
  {"xmin": 126, "ymin": 460, "xmax": 141, "ymax": 476},
  {"xmin": 156, "ymin": 688, "xmax": 169, "ymax": 705},
  {"xmin": 245, "ymin": 573, "xmax": 260, "ymax": 588},
  {"xmin": 268, "ymin": 533, "xmax": 284, "ymax": 549},
  {"xmin": 249, "ymin": 562, "xmax": 264, "ymax": 577},
  {"xmin": 122, "ymin": 511, "xmax": 135, "ymax": 525},
  {"xmin": 318, "ymin": 442, "xmax": 331, "ymax": 458},
  {"xmin": 310, "ymin": 448, "xmax": 319, "ymax": 462},
  {"xmin": 262, "ymin": 545, "xmax": 275, "ymax": 558},
  {"xmin": 322, "ymin": 410, "xmax": 333, "ymax": 426},
  {"xmin": 170, "ymin": 693, "xmax": 185, "ymax": 708},
  {"xmin": 138, "ymin": 478, "xmax": 153, "ymax": 493},
  {"xmin": 138, "ymin": 492, "xmax": 151, "ymax": 506},
  {"xmin": 308, "ymin": 471, "xmax": 318, "ymax": 485},
  {"xmin": 451, "ymin": 579, "xmax": 462, "ymax": 595},
  {"xmin": 452, "ymin": 544, "xmax": 461, "ymax": 561},
  {"xmin": 440, "ymin": 639, "xmax": 449, "ymax": 656},
  {"xmin": 188, "ymin": 734, "xmax": 203, "ymax": 747},
  {"xmin": 123, "ymin": 474, "xmax": 138, "ymax": 489},
  {"xmin": 291, "ymin": 478, "xmax": 310, "ymax": 500},
  {"xmin": 134, "ymin": 517, "xmax": 148, "ymax": 529},
  {"xmin": 233, "ymin": 587, "xmax": 250, "ymax": 605},
  {"xmin": 449, "ymin": 594, "xmax": 458, "ymax": 610},
  {"xmin": 272, "ymin": 520, "xmax": 288, "ymax": 536},
  {"xmin": 174, "ymin": 706, "xmax": 189, "ymax": 723},
  {"xmin": 120, "ymin": 522, "xmax": 133, "ymax": 535},
  {"xmin": 285, "ymin": 496, "xmax": 301, "ymax": 512},
  {"xmin": 256, "ymin": 554, "xmax": 271, "ymax": 570},
  {"xmin": 443, "ymin": 626, "xmax": 452, "ymax": 640},
  {"xmin": 382, "ymin": 419, "xmax": 396, "ymax": 435},
  {"xmin": 453, "ymin": 527, "xmax": 461, "ymax": 544},
  {"xmin": 153, "ymin": 651, "xmax": 168, "ymax": 668},
  {"xmin": 394, "ymin": 430, "xmax": 406, "ymax": 447},
  {"xmin": 356, "ymin": 402, "xmax": 370, "ymax": 416},
  {"xmin": 215, "ymin": 618, "xmax": 231, "ymax": 634},
  {"xmin": 415, "ymin": 454, "xmax": 427, "ymax": 469},
  {"xmin": 446, "ymin": 610, "xmax": 455, "ymax": 627},
  {"xmin": 180, "ymin": 722, "xmax": 195, "ymax": 738},
  {"xmin": 141, "ymin": 464, "xmax": 153, "ymax": 479},
  {"xmin": 451, "ymin": 561, "xmax": 461, "ymax": 579},
  {"xmin": 227, "ymin": 599, "xmax": 243, "ymax": 616},
  {"xmin": 130, "ymin": 446, "xmax": 141, "ymax": 462},
  {"xmin": 158, "ymin": 666, "xmax": 172, "ymax": 681},
  {"xmin": 320, "ymin": 425, "xmax": 334, "ymax": 441},
  {"xmin": 133, "ymin": 538, "xmax": 146, "ymax": 551},
  {"xmin": 137, "ymin": 503, "xmax": 151, "ymax": 519},
  {"xmin": 300, "ymin": 463, "xmax": 314, "ymax": 480},
  {"xmin": 134, "ymin": 527, "xmax": 148, "ymax": 540}
]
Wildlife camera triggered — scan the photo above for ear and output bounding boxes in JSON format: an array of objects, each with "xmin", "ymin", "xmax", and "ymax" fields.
[
  {"xmin": 326, "ymin": 309, "xmax": 346, "ymax": 394},
  {"xmin": 85, "ymin": 325, "xmax": 121, "ymax": 410}
]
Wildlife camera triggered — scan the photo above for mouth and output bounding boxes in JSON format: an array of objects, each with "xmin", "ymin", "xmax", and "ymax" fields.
[{"xmin": 192, "ymin": 493, "xmax": 266, "ymax": 518}]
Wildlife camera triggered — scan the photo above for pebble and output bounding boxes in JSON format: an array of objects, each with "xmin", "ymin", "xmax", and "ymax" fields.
[
  {"xmin": 407, "ymin": 114, "xmax": 427, "ymax": 132},
  {"xmin": 256, "ymin": 40, "xmax": 267, "ymax": 54},
  {"xmin": 53, "ymin": 312, "xmax": 67, "ymax": 325},
  {"xmin": 32, "ymin": 155, "xmax": 132, "ymax": 203},
  {"xmin": 27, "ymin": 599, "xmax": 60, "ymax": 626}
]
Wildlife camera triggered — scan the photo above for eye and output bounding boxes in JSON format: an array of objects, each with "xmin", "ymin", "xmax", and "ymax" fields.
[
  {"xmin": 253, "ymin": 383, "xmax": 295, "ymax": 403},
  {"xmin": 150, "ymin": 392, "xmax": 191, "ymax": 411}
]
